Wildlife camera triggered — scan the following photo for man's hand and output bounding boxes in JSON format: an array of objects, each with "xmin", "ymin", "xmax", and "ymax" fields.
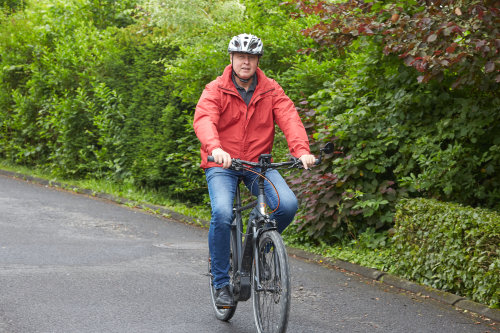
[
  {"xmin": 212, "ymin": 148, "xmax": 232, "ymax": 169},
  {"xmin": 299, "ymin": 154, "xmax": 316, "ymax": 170}
]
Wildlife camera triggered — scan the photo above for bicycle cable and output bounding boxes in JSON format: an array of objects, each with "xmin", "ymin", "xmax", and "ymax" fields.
[
  {"xmin": 233, "ymin": 165, "xmax": 280, "ymax": 239},
  {"xmin": 239, "ymin": 165, "xmax": 280, "ymax": 214}
]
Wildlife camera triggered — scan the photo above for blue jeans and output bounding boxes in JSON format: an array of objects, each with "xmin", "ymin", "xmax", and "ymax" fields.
[{"xmin": 205, "ymin": 167, "xmax": 298, "ymax": 289}]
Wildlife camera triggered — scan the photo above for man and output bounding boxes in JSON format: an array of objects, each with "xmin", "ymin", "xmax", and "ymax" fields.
[{"xmin": 193, "ymin": 33, "xmax": 315, "ymax": 307}]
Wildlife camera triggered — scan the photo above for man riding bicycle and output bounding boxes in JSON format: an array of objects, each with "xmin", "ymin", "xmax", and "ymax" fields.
[{"xmin": 193, "ymin": 33, "xmax": 315, "ymax": 308}]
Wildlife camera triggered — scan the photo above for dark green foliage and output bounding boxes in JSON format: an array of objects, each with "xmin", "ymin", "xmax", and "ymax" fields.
[
  {"xmin": 392, "ymin": 198, "xmax": 499, "ymax": 308},
  {"xmin": 286, "ymin": 2, "xmax": 499, "ymax": 240},
  {"xmin": 288, "ymin": 40, "xmax": 407, "ymax": 240},
  {"xmin": 290, "ymin": 39, "xmax": 499, "ymax": 238},
  {"xmin": 0, "ymin": 0, "xmax": 206, "ymax": 202},
  {"xmin": 96, "ymin": 28, "xmax": 203, "ymax": 197},
  {"xmin": 0, "ymin": 3, "xmax": 118, "ymax": 174},
  {"xmin": 0, "ymin": 0, "xmax": 23, "ymax": 11}
]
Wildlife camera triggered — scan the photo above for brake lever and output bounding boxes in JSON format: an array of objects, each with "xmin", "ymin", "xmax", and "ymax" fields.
[
  {"xmin": 231, "ymin": 159, "xmax": 243, "ymax": 171},
  {"xmin": 288, "ymin": 157, "xmax": 304, "ymax": 169}
]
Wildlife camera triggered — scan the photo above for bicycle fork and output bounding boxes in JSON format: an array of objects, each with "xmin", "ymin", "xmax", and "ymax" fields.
[{"xmin": 252, "ymin": 223, "xmax": 264, "ymax": 292}]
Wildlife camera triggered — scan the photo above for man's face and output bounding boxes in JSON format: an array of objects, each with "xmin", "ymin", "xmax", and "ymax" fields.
[{"xmin": 230, "ymin": 52, "xmax": 259, "ymax": 80}]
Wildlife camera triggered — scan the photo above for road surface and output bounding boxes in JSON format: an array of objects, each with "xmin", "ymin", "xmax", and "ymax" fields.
[{"xmin": 0, "ymin": 175, "xmax": 495, "ymax": 332}]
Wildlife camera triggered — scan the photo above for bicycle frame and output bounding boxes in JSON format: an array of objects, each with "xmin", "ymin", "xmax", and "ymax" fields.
[
  {"xmin": 231, "ymin": 171, "xmax": 276, "ymax": 302},
  {"xmin": 208, "ymin": 143, "xmax": 334, "ymax": 330}
]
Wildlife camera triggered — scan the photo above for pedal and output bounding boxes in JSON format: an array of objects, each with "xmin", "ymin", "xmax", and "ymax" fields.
[{"xmin": 218, "ymin": 305, "xmax": 233, "ymax": 309}]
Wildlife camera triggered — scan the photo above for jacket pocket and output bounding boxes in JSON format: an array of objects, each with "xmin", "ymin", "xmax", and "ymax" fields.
[
  {"xmin": 252, "ymin": 95, "xmax": 274, "ymax": 127},
  {"xmin": 219, "ymin": 94, "xmax": 243, "ymax": 128}
]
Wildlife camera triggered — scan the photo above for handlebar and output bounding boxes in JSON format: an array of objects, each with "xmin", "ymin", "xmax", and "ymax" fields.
[
  {"xmin": 207, "ymin": 155, "xmax": 320, "ymax": 170},
  {"xmin": 207, "ymin": 142, "xmax": 333, "ymax": 170}
]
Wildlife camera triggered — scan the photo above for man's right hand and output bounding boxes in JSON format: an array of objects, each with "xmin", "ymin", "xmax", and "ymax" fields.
[{"xmin": 211, "ymin": 148, "xmax": 232, "ymax": 169}]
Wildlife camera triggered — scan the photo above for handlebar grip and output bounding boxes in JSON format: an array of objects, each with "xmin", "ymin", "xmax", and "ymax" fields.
[
  {"xmin": 314, "ymin": 159, "xmax": 320, "ymax": 165},
  {"xmin": 207, "ymin": 156, "xmax": 215, "ymax": 162}
]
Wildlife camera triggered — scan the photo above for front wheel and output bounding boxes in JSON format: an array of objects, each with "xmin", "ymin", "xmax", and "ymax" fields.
[{"xmin": 252, "ymin": 230, "xmax": 291, "ymax": 333}]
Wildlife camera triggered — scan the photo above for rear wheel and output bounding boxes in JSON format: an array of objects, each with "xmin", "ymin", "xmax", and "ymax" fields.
[
  {"xmin": 209, "ymin": 230, "xmax": 238, "ymax": 321},
  {"xmin": 252, "ymin": 230, "xmax": 291, "ymax": 333}
]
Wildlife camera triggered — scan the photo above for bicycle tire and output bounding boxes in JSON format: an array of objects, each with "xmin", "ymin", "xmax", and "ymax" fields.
[
  {"xmin": 252, "ymin": 230, "xmax": 291, "ymax": 333},
  {"xmin": 208, "ymin": 229, "xmax": 238, "ymax": 321}
]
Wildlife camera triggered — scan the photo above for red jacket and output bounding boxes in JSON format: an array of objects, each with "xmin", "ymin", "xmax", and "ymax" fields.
[{"xmin": 193, "ymin": 65, "xmax": 310, "ymax": 169}]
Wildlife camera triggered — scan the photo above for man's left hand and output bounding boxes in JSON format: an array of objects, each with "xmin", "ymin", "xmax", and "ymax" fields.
[{"xmin": 299, "ymin": 154, "xmax": 316, "ymax": 170}]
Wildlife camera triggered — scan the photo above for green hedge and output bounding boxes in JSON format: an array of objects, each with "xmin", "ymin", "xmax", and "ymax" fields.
[
  {"xmin": 392, "ymin": 198, "xmax": 499, "ymax": 308},
  {"xmin": 0, "ymin": 0, "xmax": 317, "ymax": 204}
]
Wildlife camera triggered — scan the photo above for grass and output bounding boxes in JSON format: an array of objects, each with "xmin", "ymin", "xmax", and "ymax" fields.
[{"xmin": 283, "ymin": 225, "xmax": 393, "ymax": 271}]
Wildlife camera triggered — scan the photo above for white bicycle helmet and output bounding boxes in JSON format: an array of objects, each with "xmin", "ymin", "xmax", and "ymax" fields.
[{"xmin": 228, "ymin": 33, "xmax": 263, "ymax": 56}]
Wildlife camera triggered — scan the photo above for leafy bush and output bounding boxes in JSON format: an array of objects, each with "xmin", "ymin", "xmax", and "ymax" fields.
[
  {"xmin": 287, "ymin": 0, "xmax": 500, "ymax": 241},
  {"xmin": 0, "ymin": 0, "xmax": 120, "ymax": 173},
  {"xmin": 95, "ymin": 25, "xmax": 203, "ymax": 197},
  {"xmin": 290, "ymin": 38, "xmax": 499, "ymax": 239},
  {"xmin": 288, "ymin": 38, "xmax": 412, "ymax": 240},
  {"xmin": 391, "ymin": 198, "xmax": 499, "ymax": 308}
]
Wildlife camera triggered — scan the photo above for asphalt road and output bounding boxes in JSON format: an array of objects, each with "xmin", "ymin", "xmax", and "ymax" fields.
[{"xmin": 0, "ymin": 175, "xmax": 496, "ymax": 333}]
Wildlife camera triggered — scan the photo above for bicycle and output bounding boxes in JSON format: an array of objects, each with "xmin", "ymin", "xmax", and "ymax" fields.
[{"xmin": 207, "ymin": 143, "xmax": 333, "ymax": 333}]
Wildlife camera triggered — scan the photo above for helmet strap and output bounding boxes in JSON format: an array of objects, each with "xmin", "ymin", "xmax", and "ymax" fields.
[{"xmin": 233, "ymin": 70, "xmax": 250, "ymax": 83}]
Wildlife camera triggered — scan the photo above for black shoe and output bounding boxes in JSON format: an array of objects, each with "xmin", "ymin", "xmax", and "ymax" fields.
[{"xmin": 215, "ymin": 285, "xmax": 234, "ymax": 308}]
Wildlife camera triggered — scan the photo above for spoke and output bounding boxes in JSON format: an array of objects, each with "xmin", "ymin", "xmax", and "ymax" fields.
[
  {"xmin": 256, "ymin": 240, "xmax": 281, "ymax": 331},
  {"xmin": 253, "ymin": 231, "xmax": 290, "ymax": 333}
]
